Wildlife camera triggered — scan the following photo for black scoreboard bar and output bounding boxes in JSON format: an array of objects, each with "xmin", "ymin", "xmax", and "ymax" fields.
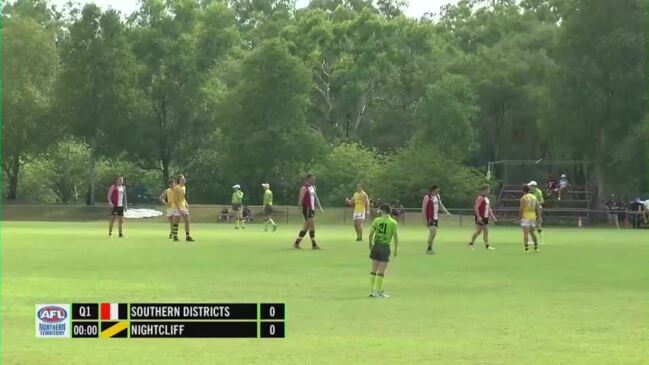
[
  {"xmin": 130, "ymin": 303, "xmax": 257, "ymax": 320},
  {"xmin": 64, "ymin": 303, "xmax": 284, "ymax": 339},
  {"xmin": 130, "ymin": 321, "xmax": 257, "ymax": 338}
]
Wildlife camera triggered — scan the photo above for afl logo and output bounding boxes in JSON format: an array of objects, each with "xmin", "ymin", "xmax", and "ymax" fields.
[{"xmin": 38, "ymin": 306, "xmax": 68, "ymax": 323}]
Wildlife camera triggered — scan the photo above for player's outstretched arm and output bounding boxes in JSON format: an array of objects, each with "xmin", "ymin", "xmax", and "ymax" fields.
[
  {"xmin": 315, "ymin": 193, "xmax": 324, "ymax": 212},
  {"xmin": 159, "ymin": 190, "xmax": 167, "ymax": 205},
  {"xmin": 107, "ymin": 185, "xmax": 114, "ymax": 207},
  {"xmin": 364, "ymin": 193, "xmax": 370, "ymax": 214},
  {"xmin": 439, "ymin": 198, "xmax": 451, "ymax": 215},
  {"xmin": 421, "ymin": 195, "xmax": 428, "ymax": 219},
  {"xmin": 368, "ymin": 228, "xmax": 375, "ymax": 250},
  {"xmin": 393, "ymin": 231, "xmax": 399, "ymax": 258},
  {"xmin": 297, "ymin": 187, "xmax": 305, "ymax": 207}
]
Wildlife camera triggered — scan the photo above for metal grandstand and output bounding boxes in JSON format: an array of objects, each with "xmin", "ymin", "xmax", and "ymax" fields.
[{"xmin": 487, "ymin": 160, "xmax": 593, "ymax": 220}]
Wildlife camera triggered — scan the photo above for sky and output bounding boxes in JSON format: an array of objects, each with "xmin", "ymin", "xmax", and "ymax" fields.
[{"xmin": 48, "ymin": 0, "xmax": 458, "ymax": 18}]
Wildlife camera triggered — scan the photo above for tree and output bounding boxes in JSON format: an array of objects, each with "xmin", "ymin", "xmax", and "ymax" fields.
[
  {"xmin": 218, "ymin": 39, "xmax": 325, "ymax": 203},
  {"xmin": 414, "ymin": 74, "xmax": 478, "ymax": 160},
  {"xmin": 371, "ymin": 142, "xmax": 485, "ymax": 207},
  {"xmin": 2, "ymin": 14, "xmax": 59, "ymax": 200},
  {"xmin": 129, "ymin": 0, "xmax": 238, "ymax": 184},
  {"xmin": 548, "ymin": 0, "xmax": 648, "ymax": 199},
  {"xmin": 311, "ymin": 142, "xmax": 382, "ymax": 205},
  {"xmin": 56, "ymin": 4, "xmax": 139, "ymax": 205}
]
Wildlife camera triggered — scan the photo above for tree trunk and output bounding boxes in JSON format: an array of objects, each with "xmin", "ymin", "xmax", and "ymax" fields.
[
  {"xmin": 593, "ymin": 162, "xmax": 605, "ymax": 209},
  {"xmin": 161, "ymin": 156, "xmax": 170, "ymax": 185},
  {"xmin": 86, "ymin": 134, "xmax": 97, "ymax": 206},
  {"xmin": 6, "ymin": 151, "xmax": 20, "ymax": 200}
]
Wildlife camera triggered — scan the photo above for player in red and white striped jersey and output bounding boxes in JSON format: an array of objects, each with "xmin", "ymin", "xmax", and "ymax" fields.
[
  {"xmin": 107, "ymin": 176, "xmax": 128, "ymax": 238},
  {"xmin": 469, "ymin": 185, "xmax": 497, "ymax": 250},
  {"xmin": 421, "ymin": 185, "xmax": 451, "ymax": 255},
  {"xmin": 294, "ymin": 174, "xmax": 322, "ymax": 249}
]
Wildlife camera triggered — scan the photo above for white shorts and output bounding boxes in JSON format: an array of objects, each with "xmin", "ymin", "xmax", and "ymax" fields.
[
  {"xmin": 353, "ymin": 212, "xmax": 366, "ymax": 221},
  {"xmin": 166, "ymin": 208, "xmax": 175, "ymax": 217},
  {"xmin": 172, "ymin": 209, "xmax": 190, "ymax": 217},
  {"xmin": 521, "ymin": 219, "xmax": 536, "ymax": 228}
]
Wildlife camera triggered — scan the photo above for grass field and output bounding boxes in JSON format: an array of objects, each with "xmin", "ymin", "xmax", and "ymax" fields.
[{"xmin": 2, "ymin": 221, "xmax": 647, "ymax": 365}]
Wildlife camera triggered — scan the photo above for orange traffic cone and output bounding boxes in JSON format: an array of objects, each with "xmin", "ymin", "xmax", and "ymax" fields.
[{"xmin": 577, "ymin": 216, "xmax": 583, "ymax": 227}]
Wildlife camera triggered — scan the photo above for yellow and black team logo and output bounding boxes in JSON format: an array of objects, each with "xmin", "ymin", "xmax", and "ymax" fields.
[{"xmin": 100, "ymin": 321, "xmax": 128, "ymax": 338}]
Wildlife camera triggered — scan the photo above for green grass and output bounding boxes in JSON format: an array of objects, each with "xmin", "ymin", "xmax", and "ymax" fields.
[{"xmin": 2, "ymin": 221, "xmax": 647, "ymax": 365}]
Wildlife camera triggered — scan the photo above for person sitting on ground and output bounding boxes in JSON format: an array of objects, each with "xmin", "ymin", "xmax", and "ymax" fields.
[
  {"xmin": 219, "ymin": 207, "xmax": 230, "ymax": 223},
  {"xmin": 242, "ymin": 205, "xmax": 253, "ymax": 222}
]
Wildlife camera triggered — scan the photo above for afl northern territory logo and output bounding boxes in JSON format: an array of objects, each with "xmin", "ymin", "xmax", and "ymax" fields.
[{"xmin": 36, "ymin": 304, "xmax": 70, "ymax": 338}]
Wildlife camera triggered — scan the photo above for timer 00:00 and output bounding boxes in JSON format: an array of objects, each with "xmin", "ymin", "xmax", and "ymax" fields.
[{"xmin": 73, "ymin": 324, "xmax": 98, "ymax": 336}]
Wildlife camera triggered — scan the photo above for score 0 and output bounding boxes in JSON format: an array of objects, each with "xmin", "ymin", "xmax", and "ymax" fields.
[
  {"xmin": 260, "ymin": 303, "xmax": 285, "ymax": 338},
  {"xmin": 260, "ymin": 303, "xmax": 284, "ymax": 320}
]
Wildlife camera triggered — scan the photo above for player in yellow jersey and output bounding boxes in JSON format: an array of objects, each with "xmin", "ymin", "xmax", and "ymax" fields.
[
  {"xmin": 520, "ymin": 185, "xmax": 541, "ymax": 252},
  {"xmin": 159, "ymin": 179, "xmax": 176, "ymax": 238},
  {"xmin": 172, "ymin": 174, "xmax": 195, "ymax": 242},
  {"xmin": 347, "ymin": 183, "xmax": 370, "ymax": 242}
]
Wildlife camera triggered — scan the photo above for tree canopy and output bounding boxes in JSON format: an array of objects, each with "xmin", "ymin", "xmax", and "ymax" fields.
[{"xmin": 3, "ymin": 0, "xmax": 647, "ymax": 206}]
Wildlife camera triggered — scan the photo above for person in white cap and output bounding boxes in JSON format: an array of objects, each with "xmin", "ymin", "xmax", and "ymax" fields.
[
  {"xmin": 527, "ymin": 181, "xmax": 544, "ymax": 234},
  {"xmin": 261, "ymin": 183, "xmax": 277, "ymax": 232},
  {"xmin": 232, "ymin": 184, "xmax": 245, "ymax": 229},
  {"xmin": 558, "ymin": 174, "xmax": 569, "ymax": 201}
]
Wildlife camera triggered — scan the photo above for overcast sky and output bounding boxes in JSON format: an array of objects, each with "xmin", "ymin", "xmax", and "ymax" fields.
[{"xmin": 49, "ymin": 0, "xmax": 458, "ymax": 18}]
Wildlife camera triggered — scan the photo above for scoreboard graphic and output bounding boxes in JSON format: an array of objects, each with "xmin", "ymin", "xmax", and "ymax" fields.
[{"xmin": 36, "ymin": 303, "xmax": 285, "ymax": 339}]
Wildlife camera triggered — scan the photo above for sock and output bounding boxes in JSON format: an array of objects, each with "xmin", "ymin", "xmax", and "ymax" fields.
[
  {"xmin": 269, "ymin": 218, "xmax": 276, "ymax": 226},
  {"xmin": 369, "ymin": 272, "xmax": 377, "ymax": 292},
  {"xmin": 374, "ymin": 274, "xmax": 384, "ymax": 293},
  {"xmin": 295, "ymin": 230, "xmax": 306, "ymax": 245},
  {"xmin": 357, "ymin": 232, "xmax": 362, "ymax": 240},
  {"xmin": 172, "ymin": 223, "xmax": 179, "ymax": 237},
  {"xmin": 186, "ymin": 231, "xmax": 190, "ymax": 237},
  {"xmin": 427, "ymin": 243, "xmax": 432, "ymax": 250},
  {"xmin": 309, "ymin": 230, "xmax": 316, "ymax": 246}
]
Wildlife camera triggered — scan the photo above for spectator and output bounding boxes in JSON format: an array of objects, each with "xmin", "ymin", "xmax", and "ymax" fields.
[
  {"xmin": 219, "ymin": 207, "xmax": 230, "ymax": 223},
  {"xmin": 558, "ymin": 174, "xmax": 569, "ymax": 201},
  {"xmin": 546, "ymin": 176, "xmax": 559, "ymax": 197},
  {"xmin": 391, "ymin": 199, "xmax": 404, "ymax": 221},
  {"xmin": 628, "ymin": 199, "xmax": 646, "ymax": 229},
  {"xmin": 242, "ymin": 205, "xmax": 253, "ymax": 223},
  {"xmin": 604, "ymin": 194, "xmax": 622, "ymax": 229}
]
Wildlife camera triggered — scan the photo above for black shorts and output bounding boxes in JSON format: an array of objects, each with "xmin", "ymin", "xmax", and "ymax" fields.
[
  {"xmin": 370, "ymin": 244, "xmax": 390, "ymax": 262},
  {"xmin": 302, "ymin": 208, "xmax": 315, "ymax": 220},
  {"xmin": 427, "ymin": 218, "xmax": 439, "ymax": 227},
  {"xmin": 232, "ymin": 203, "xmax": 242, "ymax": 211},
  {"xmin": 475, "ymin": 216, "xmax": 489, "ymax": 225},
  {"xmin": 263, "ymin": 205, "xmax": 273, "ymax": 216},
  {"xmin": 111, "ymin": 207, "xmax": 125, "ymax": 217}
]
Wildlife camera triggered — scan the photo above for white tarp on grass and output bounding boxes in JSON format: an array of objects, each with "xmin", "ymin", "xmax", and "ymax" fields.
[{"xmin": 124, "ymin": 208, "xmax": 163, "ymax": 219}]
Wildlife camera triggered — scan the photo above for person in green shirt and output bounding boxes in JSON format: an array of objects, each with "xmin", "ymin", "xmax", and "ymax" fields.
[
  {"xmin": 261, "ymin": 183, "xmax": 277, "ymax": 232},
  {"xmin": 232, "ymin": 184, "xmax": 245, "ymax": 229},
  {"xmin": 527, "ymin": 181, "xmax": 544, "ymax": 233},
  {"xmin": 368, "ymin": 204, "xmax": 399, "ymax": 298}
]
